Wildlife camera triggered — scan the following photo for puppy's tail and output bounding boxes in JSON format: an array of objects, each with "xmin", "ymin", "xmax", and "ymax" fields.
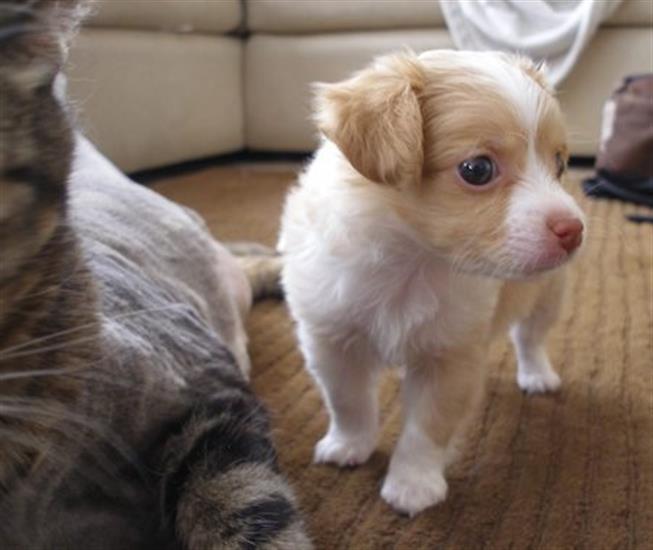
[{"xmin": 227, "ymin": 243, "xmax": 283, "ymax": 301}]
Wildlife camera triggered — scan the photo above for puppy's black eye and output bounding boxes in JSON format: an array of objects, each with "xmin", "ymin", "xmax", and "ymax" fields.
[
  {"xmin": 555, "ymin": 152, "xmax": 566, "ymax": 179},
  {"xmin": 458, "ymin": 156, "xmax": 495, "ymax": 186}
]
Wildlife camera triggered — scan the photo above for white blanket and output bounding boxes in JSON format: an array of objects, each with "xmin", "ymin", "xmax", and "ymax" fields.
[{"xmin": 439, "ymin": 0, "xmax": 623, "ymax": 86}]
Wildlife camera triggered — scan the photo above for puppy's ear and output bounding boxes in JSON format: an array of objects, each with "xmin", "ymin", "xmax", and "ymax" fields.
[{"xmin": 313, "ymin": 52, "xmax": 425, "ymax": 187}]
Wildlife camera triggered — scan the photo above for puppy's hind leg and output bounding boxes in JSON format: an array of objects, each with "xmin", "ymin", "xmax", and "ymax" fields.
[
  {"xmin": 510, "ymin": 273, "xmax": 565, "ymax": 394},
  {"xmin": 298, "ymin": 325, "xmax": 380, "ymax": 468}
]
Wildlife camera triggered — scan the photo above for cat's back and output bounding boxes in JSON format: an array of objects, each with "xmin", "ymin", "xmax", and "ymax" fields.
[
  {"xmin": 66, "ymin": 135, "xmax": 247, "ymax": 447},
  {"xmin": 69, "ymin": 136, "xmax": 235, "ymax": 334}
]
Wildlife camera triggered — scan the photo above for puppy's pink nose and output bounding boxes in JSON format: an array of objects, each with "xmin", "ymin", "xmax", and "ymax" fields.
[{"xmin": 548, "ymin": 218, "xmax": 584, "ymax": 253}]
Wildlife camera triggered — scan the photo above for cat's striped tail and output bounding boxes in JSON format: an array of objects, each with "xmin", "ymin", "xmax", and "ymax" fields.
[{"xmin": 160, "ymin": 388, "xmax": 311, "ymax": 549}]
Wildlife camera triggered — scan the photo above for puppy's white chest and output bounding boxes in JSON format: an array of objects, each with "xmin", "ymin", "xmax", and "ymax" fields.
[{"xmin": 341, "ymin": 261, "xmax": 495, "ymax": 365}]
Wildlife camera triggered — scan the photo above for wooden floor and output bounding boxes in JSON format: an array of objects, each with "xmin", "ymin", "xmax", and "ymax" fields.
[{"xmin": 153, "ymin": 166, "xmax": 652, "ymax": 550}]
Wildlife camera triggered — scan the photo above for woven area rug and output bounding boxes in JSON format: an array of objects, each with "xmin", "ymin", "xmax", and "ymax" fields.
[{"xmin": 153, "ymin": 166, "xmax": 652, "ymax": 550}]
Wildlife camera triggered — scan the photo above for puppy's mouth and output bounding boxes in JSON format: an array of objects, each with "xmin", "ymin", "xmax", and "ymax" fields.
[
  {"xmin": 448, "ymin": 244, "xmax": 578, "ymax": 281},
  {"xmin": 517, "ymin": 251, "xmax": 574, "ymax": 276},
  {"xmin": 502, "ymin": 243, "xmax": 581, "ymax": 279}
]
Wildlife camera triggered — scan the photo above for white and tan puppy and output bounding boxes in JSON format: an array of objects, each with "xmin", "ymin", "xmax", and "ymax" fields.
[{"xmin": 278, "ymin": 50, "xmax": 585, "ymax": 516}]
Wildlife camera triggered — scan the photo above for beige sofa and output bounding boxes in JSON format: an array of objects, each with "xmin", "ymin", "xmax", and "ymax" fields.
[{"xmin": 67, "ymin": 0, "xmax": 653, "ymax": 173}]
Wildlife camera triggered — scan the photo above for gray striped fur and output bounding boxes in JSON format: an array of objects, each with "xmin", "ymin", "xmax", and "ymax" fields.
[{"xmin": 0, "ymin": 2, "xmax": 310, "ymax": 548}]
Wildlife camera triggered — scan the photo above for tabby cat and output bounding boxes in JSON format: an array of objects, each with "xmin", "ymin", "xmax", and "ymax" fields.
[{"xmin": 0, "ymin": 1, "xmax": 310, "ymax": 548}]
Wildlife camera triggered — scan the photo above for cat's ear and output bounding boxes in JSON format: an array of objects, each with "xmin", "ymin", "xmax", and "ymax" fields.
[
  {"xmin": 37, "ymin": 0, "xmax": 91, "ymax": 56},
  {"xmin": 0, "ymin": 0, "xmax": 90, "ymax": 90},
  {"xmin": 0, "ymin": 1, "xmax": 91, "ymax": 60},
  {"xmin": 313, "ymin": 52, "xmax": 426, "ymax": 188}
]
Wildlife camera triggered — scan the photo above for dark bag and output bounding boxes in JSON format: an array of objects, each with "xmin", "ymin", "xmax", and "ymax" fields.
[{"xmin": 583, "ymin": 74, "xmax": 653, "ymax": 211}]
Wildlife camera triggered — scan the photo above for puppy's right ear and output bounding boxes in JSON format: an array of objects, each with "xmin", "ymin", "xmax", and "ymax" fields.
[{"xmin": 313, "ymin": 53, "xmax": 425, "ymax": 187}]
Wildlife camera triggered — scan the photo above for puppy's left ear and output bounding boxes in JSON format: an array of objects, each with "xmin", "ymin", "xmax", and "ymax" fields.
[{"xmin": 313, "ymin": 52, "xmax": 425, "ymax": 187}]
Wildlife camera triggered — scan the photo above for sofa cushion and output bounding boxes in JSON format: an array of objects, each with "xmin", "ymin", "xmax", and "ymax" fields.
[
  {"xmin": 606, "ymin": 0, "xmax": 653, "ymax": 26},
  {"xmin": 88, "ymin": 0, "xmax": 242, "ymax": 34},
  {"xmin": 67, "ymin": 30, "xmax": 243, "ymax": 172},
  {"xmin": 247, "ymin": 0, "xmax": 443, "ymax": 33},
  {"xmin": 247, "ymin": 0, "xmax": 649, "ymax": 33}
]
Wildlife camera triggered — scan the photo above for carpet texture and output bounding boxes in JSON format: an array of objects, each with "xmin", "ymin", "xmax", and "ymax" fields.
[{"xmin": 153, "ymin": 166, "xmax": 652, "ymax": 550}]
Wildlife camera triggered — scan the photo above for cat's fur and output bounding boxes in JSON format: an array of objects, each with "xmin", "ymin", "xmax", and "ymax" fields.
[{"xmin": 0, "ymin": 2, "xmax": 310, "ymax": 548}]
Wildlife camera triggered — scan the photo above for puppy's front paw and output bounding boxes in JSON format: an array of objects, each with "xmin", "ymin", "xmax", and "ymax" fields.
[
  {"xmin": 517, "ymin": 366, "xmax": 561, "ymax": 394},
  {"xmin": 314, "ymin": 431, "xmax": 375, "ymax": 467},
  {"xmin": 381, "ymin": 468, "xmax": 448, "ymax": 516}
]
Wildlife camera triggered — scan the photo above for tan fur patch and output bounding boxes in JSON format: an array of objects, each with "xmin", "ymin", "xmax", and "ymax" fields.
[{"xmin": 314, "ymin": 52, "xmax": 426, "ymax": 187}]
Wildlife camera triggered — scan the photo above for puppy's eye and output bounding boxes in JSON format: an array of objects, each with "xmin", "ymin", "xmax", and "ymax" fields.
[
  {"xmin": 555, "ymin": 152, "xmax": 566, "ymax": 179},
  {"xmin": 457, "ymin": 156, "xmax": 495, "ymax": 186}
]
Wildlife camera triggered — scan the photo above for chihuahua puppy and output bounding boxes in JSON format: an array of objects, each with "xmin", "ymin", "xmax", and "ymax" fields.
[{"xmin": 278, "ymin": 50, "xmax": 585, "ymax": 516}]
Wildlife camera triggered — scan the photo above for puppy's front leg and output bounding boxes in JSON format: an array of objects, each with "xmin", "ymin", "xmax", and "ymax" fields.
[
  {"xmin": 381, "ymin": 346, "xmax": 485, "ymax": 516},
  {"xmin": 511, "ymin": 273, "xmax": 564, "ymax": 394},
  {"xmin": 298, "ymin": 326, "xmax": 380, "ymax": 467}
]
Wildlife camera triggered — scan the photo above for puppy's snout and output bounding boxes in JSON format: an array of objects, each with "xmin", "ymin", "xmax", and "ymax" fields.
[{"xmin": 547, "ymin": 217, "xmax": 584, "ymax": 253}]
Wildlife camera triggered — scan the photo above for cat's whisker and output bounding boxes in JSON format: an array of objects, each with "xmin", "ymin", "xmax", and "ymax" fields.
[
  {"xmin": 0, "ymin": 366, "xmax": 84, "ymax": 382},
  {"xmin": 0, "ymin": 302, "xmax": 189, "ymax": 358}
]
